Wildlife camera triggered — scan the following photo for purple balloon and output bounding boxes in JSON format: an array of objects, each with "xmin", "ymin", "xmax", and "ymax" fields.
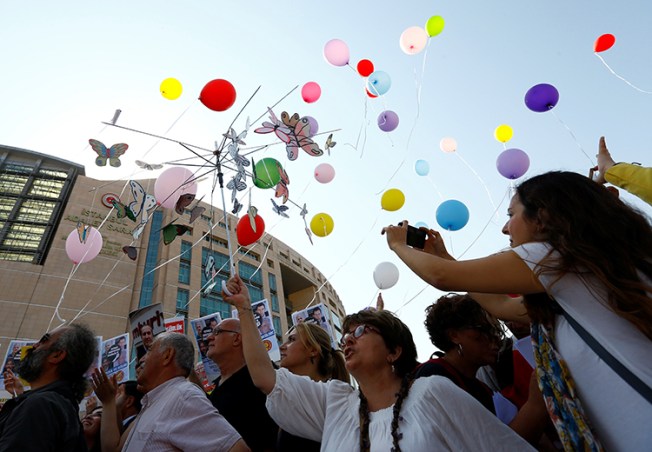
[
  {"xmin": 497, "ymin": 148, "xmax": 530, "ymax": 179},
  {"xmin": 377, "ymin": 110, "xmax": 399, "ymax": 132},
  {"xmin": 524, "ymin": 83, "xmax": 559, "ymax": 112},
  {"xmin": 305, "ymin": 115, "xmax": 319, "ymax": 137}
]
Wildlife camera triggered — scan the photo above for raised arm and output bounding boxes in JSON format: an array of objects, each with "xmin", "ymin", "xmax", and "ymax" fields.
[
  {"xmin": 91, "ymin": 368, "xmax": 122, "ymax": 452},
  {"xmin": 467, "ymin": 293, "xmax": 530, "ymax": 323},
  {"xmin": 222, "ymin": 274, "xmax": 276, "ymax": 394}
]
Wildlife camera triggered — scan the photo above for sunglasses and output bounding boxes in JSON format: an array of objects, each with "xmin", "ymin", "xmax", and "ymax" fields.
[{"xmin": 339, "ymin": 324, "xmax": 380, "ymax": 348}]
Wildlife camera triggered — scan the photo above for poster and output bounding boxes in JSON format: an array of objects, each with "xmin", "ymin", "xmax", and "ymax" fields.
[
  {"xmin": 128, "ymin": 303, "xmax": 166, "ymax": 359},
  {"xmin": 100, "ymin": 333, "xmax": 130, "ymax": 384},
  {"xmin": 232, "ymin": 299, "xmax": 280, "ymax": 362},
  {"xmin": 165, "ymin": 316, "xmax": 185, "ymax": 334},
  {"xmin": 190, "ymin": 312, "xmax": 222, "ymax": 387},
  {"xmin": 0, "ymin": 339, "xmax": 36, "ymax": 402},
  {"xmin": 291, "ymin": 303, "xmax": 337, "ymax": 347}
]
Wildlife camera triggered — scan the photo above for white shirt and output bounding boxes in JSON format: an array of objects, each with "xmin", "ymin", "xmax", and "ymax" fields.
[
  {"xmin": 514, "ymin": 242, "xmax": 652, "ymax": 451},
  {"xmin": 122, "ymin": 377, "xmax": 241, "ymax": 452},
  {"xmin": 266, "ymin": 368, "xmax": 534, "ymax": 451}
]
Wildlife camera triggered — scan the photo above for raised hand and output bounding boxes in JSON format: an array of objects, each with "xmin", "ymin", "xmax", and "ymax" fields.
[{"xmin": 91, "ymin": 367, "xmax": 118, "ymax": 405}]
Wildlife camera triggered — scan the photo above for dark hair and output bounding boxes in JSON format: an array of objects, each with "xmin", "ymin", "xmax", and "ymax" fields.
[
  {"xmin": 516, "ymin": 171, "xmax": 652, "ymax": 337},
  {"xmin": 50, "ymin": 323, "xmax": 97, "ymax": 402},
  {"xmin": 121, "ymin": 380, "xmax": 144, "ymax": 411},
  {"xmin": 424, "ymin": 293, "xmax": 504, "ymax": 352},
  {"xmin": 295, "ymin": 322, "xmax": 349, "ymax": 383},
  {"xmin": 342, "ymin": 309, "xmax": 418, "ymax": 377}
]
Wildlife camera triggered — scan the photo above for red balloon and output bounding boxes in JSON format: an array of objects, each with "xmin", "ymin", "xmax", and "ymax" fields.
[
  {"xmin": 593, "ymin": 34, "xmax": 615, "ymax": 53},
  {"xmin": 236, "ymin": 214, "xmax": 265, "ymax": 246},
  {"xmin": 199, "ymin": 79, "xmax": 236, "ymax": 111},
  {"xmin": 357, "ymin": 59, "xmax": 374, "ymax": 77},
  {"xmin": 365, "ymin": 88, "xmax": 378, "ymax": 98}
]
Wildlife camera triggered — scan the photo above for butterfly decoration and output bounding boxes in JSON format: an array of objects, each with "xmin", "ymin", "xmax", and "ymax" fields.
[
  {"xmin": 280, "ymin": 112, "xmax": 324, "ymax": 161},
  {"xmin": 223, "ymin": 126, "xmax": 247, "ymax": 156},
  {"xmin": 226, "ymin": 172, "xmax": 247, "ymax": 203},
  {"xmin": 76, "ymin": 221, "xmax": 91, "ymax": 244},
  {"xmin": 248, "ymin": 206, "xmax": 258, "ymax": 232},
  {"xmin": 254, "ymin": 108, "xmax": 292, "ymax": 143},
  {"xmin": 128, "ymin": 181, "xmax": 157, "ymax": 240},
  {"xmin": 161, "ymin": 222, "xmax": 192, "ymax": 246},
  {"xmin": 135, "ymin": 160, "xmax": 164, "ymax": 171},
  {"xmin": 189, "ymin": 206, "xmax": 206, "ymax": 224},
  {"xmin": 270, "ymin": 199, "xmax": 289, "ymax": 218},
  {"xmin": 175, "ymin": 193, "xmax": 195, "ymax": 215},
  {"xmin": 122, "ymin": 246, "xmax": 138, "ymax": 261},
  {"xmin": 298, "ymin": 204, "xmax": 313, "ymax": 245},
  {"xmin": 274, "ymin": 181, "xmax": 289, "ymax": 204},
  {"xmin": 231, "ymin": 198, "xmax": 243, "ymax": 215},
  {"xmin": 304, "ymin": 227, "xmax": 314, "ymax": 245},
  {"xmin": 111, "ymin": 199, "xmax": 137, "ymax": 222},
  {"xmin": 202, "ymin": 255, "xmax": 218, "ymax": 295},
  {"xmin": 324, "ymin": 134, "xmax": 336, "ymax": 155},
  {"xmin": 89, "ymin": 139, "xmax": 129, "ymax": 167}
]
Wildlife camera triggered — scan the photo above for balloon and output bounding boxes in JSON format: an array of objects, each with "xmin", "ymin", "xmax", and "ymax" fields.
[
  {"xmin": 373, "ymin": 262, "xmax": 399, "ymax": 290},
  {"xmin": 323, "ymin": 39, "xmax": 349, "ymax": 67},
  {"xmin": 494, "ymin": 124, "xmax": 513, "ymax": 143},
  {"xmin": 199, "ymin": 79, "xmax": 236, "ymax": 112},
  {"xmin": 425, "ymin": 16, "xmax": 445, "ymax": 37},
  {"xmin": 65, "ymin": 227, "xmax": 103, "ymax": 264},
  {"xmin": 497, "ymin": 148, "xmax": 530, "ymax": 179},
  {"xmin": 399, "ymin": 26, "xmax": 429, "ymax": 55},
  {"xmin": 381, "ymin": 188, "xmax": 405, "ymax": 211},
  {"xmin": 160, "ymin": 78, "xmax": 182, "ymax": 100},
  {"xmin": 155, "ymin": 167, "xmax": 198, "ymax": 209},
  {"xmin": 236, "ymin": 214, "xmax": 265, "ymax": 246},
  {"xmin": 365, "ymin": 88, "xmax": 378, "ymax": 98},
  {"xmin": 440, "ymin": 137, "xmax": 457, "ymax": 153},
  {"xmin": 367, "ymin": 71, "xmax": 391, "ymax": 96},
  {"xmin": 304, "ymin": 116, "xmax": 319, "ymax": 137},
  {"xmin": 310, "ymin": 213, "xmax": 334, "ymax": 237},
  {"xmin": 415, "ymin": 160, "xmax": 430, "ymax": 176},
  {"xmin": 253, "ymin": 158, "xmax": 282, "ymax": 189},
  {"xmin": 357, "ymin": 59, "xmax": 374, "ymax": 77},
  {"xmin": 414, "ymin": 221, "xmax": 429, "ymax": 229},
  {"xmin": 301, "ymin": 82, "xmax": 321, "ymax": 103},
  {"xmin": 594, "ymin": 34, "xmax": 615, "ymax": 53},
  {"xmin": 377, "ymin": 110, "xmax": 399, "ymax": 132},
  {"xmin": 524, "ymin": 83, "xmax": 559, "ymax": 112},
  {"xmin": 436, "ymin": 200, "xmax": 469, "ymax": 231},
  {"xmin": 314, "ymin": 163, "xmax": 335, "ymax": 183}
]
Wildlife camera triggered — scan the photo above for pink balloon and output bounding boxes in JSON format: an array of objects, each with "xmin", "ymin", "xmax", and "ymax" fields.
[
  {"xmin": 155, "ymin": 167, "xmax": 198, "ymax": 209},
  {"xmin": 399, "ymin": 26, "xmax": 429, "ymax": 55},
  {"xmin": 65, "ymin": 227, "xmax": 103, "ymax": 264},
  {"xmin": 314, "ymin": 163, "xmax": 335, "ymax": 184},
  {"xmin": 323, "ymin": 39, "xmax": 350, "ymax": 67},
  {"xmin": 440, "ymin": 137, "xmax": 457, "ymax": 153},
  {"xmin": 301, "ymin": 82, "xmax": 322, "ymax": 103},
  {"xmin": 304, "ymin": 116, "xmax": 319, "ymax": 136}
]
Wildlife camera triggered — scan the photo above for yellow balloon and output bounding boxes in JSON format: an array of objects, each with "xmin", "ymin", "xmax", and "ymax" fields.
[
  {"xmin": 160, "ymin": 78, "xmax": 183, "ymax": 100},
  {"xmin": 494, "ymin": 124, "xmax": 513, "ymax": 143},
  {"xmin": 381, "ymin": 188, "xmax": 405, "ymax": 211},
  {"xmin": 310, "ymin": 213, "xmax": 334, "ymax": 237},
  {"xmin": 425, "ymin": 16, "xmax": 445, "ymax": 37}
]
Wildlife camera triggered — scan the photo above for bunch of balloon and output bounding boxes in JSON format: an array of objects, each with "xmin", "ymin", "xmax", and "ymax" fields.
[
  {"xmin": 310, "ymin": 213, "xmax": 334, "ymax": 237},
  {"xmin": 373, "ymin": 261, "xmax": 399, "ymax": 290},
  {"xmin": 155, "ymin": 167, "xmax": 198, "ymax": 209},
  {"xmin": 65, "ymin": 227, "xmax": 103, "ymax": 265}
]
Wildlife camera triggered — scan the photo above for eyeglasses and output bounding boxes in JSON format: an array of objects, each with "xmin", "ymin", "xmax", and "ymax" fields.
[
  {"xmin": 37, "ymin": 333, "xmax": 51, "ymax": 345},
  {"xmin": 339, "ymin": 324, "xmax": 380, "ymax": 348},
  {"xmin": 467, "ymin": 324, "xmax": 504, "ymax": 341},
  {"xmin": 211, "ymin": 327, "xmax": 240, "ymax": 336}
]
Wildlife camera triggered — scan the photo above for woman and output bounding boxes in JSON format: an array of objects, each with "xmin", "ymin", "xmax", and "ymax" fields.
[
  {"xmin": 277, "ymin": 322, "xmax": 349, "ymax": 451},
  {"xmin": 384, "ymin": 170, "xmax": 652, "ymax": 451},
  {"xmin": 82, "ymin": 406, "xmax": 103, "ymax": 452},
  {"xmin": 223, "ymin": 274, "xmax": 532, "ymax": 451}
]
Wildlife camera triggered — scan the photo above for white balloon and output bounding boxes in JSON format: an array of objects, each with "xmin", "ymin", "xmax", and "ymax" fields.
[{"xmin": 373, "ymin": 262, "xmax": 399, "ymax": 289}]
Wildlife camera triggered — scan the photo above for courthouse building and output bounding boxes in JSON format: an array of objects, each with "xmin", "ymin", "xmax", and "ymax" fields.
[{"xmin": 0, "ymin": 145, "xmax": 345, "ymax": 352}]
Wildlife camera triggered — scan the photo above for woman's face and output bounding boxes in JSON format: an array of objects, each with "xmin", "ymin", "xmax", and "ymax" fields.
[
  {"xmin": 502, "ymin": 195, "xmax": 539, "ymax": 247},
  {"xmin": 279, "ymin": 332, "xmax": 313, "ymax": 374},
  {"xmin": 341, "ymin": 323, "xmax": 394, "ymax": 376},
  {"xmin": 82, "ymin": 407, "xmax": 102, "ymax": 438},
  {"xmin": 449, "ymin": 326, "xmax": 500, "ymax": 368}
]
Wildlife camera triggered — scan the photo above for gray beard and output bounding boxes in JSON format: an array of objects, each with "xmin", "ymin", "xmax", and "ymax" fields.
[{"xmin": 16, "ymin": 347, "xmax": 50, "ymax": 383}]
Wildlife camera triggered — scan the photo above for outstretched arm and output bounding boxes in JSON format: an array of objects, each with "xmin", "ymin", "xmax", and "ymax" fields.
[
  {"xmin": 91, "ymin": 368, "xmax": 122, "ymax": 452},
  {"xmin": 468, "ymin": 293, "xmax": 530, "ymax": 323},
  {"xmin": 223, "ymin": 274, "xmax": 276, "ymax": 394}
]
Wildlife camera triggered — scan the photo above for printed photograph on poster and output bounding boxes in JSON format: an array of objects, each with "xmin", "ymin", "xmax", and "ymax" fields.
[
  {"xmin": 0, "ymin": 339, "xmax": 36, "ymax": 399},
  {"xmin": 101, "ymin": 333, "xmax": 130, "ymax": 384},
  {"xmin": 128, "ymin": 303, "xmax": 166, "ymax": 359},
  {"xmin": 291, "ymin": 303, "xmax": 337, "ymax": 347},
  {"xmin": 232, "ymin": 299, "xmax": 280, "ymax": 362},
  {"xmin": 190, "ymin": 313, "xmax": 222, "ymax": 385}
]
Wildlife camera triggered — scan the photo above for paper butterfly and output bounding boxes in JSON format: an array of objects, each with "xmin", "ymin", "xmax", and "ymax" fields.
[
  {"xmin": 270, "ymin": 199, "xmax": 289, "ymax": 218},
  {"xmin": 324, "ymin": 134, "xmax": 336, "ymax": 155},
  {"xmin": 129, "ymin": 181, "xmax": 157, "ymax": 240},
  {"xmin": 248, "ymin": 206, "xmax": 258, "ymax": 233},
  {"xmin": 135, "ymin": 160, "xmax": 163, "ymax": 171},
  {"xmin": 162, "ymin": 222, "xmax": 192, "ymax": 246},
  {"xmin": 273, "ymin": 161, "xmax": 290, "ymax": 204},
  {"xmin": 202, "ymin": 255, "xmax": 218, "ymax": 295},
  {"xmin": 175, "ymin": 193, "xmax": 195, "ymax": 216},
  {"xmin": 76, "ymin": 221, "xmax": 91, "ymax": 244},
  {"xmin": 190, "ymin": 205, "xmax": 206, "ymax": 224},
  {"xmin": 89, "ymin": 139, "xmax": 129, "ymax": 167},
  {"xmin": 280, "ymin": 112, "xmax": 324, "ymax": 161},
  {"xmin": 122, "ymin": 246, "xmax": 138, "ymax": 261},
  {"xmin": 111, "ymin": 199, "xmax": 137, "ymax": 222},
  {"xmin": 231, "ymin": 198, "xmax": 243, "ymax": 215},
  {"xmin": 254, "ymin": 108, "xmax": 292, "ymax": 143}
]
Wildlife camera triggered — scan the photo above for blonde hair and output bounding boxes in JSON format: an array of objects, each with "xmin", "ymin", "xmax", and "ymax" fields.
[{"xmin": 295, "ymin": 322, "xmax": 349, "ymax": 383}]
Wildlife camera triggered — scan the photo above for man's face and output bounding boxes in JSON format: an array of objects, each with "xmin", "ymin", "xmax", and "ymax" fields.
[
  {"xmin": 206, "ymin": 319, "xmax": 240, "ymax": 363},
  {"xmin": 140, "ymin": 326, "xmax": 154, "ymax": 348},
  {"xmin": 17, "ymin": 327, "xmax": 66, "ymax": 383},
  {"xmin": 255, "ymin": 305, "xmax": 265, "ymax": 317},
  {"xmin": 311, "ymin": 310, "xmax": 322, "ymax": 321},
  {"xmin": 136, "ymin": 341, "xmax": 162, "ymax": 393}
]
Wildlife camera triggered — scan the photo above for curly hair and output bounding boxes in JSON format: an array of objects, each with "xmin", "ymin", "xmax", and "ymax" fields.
[
  {"xmin": 516, "ymin": 171, "xmax": 652, "ymax": 338},
  {"xmin": 50, "ymin": 323, "xmax": 97, "ymax": 402},
  {"xmin": 424, "ymin": 293, "xmax": 504, "ymax": 352},
  {"xmin": 294, "ymin": 322, "xmax": 349, "ymax": 383}
]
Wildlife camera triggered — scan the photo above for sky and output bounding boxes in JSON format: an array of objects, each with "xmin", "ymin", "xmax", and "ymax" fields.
[{"xmin": 2, "ymin": 0, "xmax": 652, "ymax": 360}]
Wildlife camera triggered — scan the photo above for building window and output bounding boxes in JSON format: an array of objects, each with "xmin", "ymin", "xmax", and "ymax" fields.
[
  {"xmin": 268, "ymin": 273, "xmax": 279, "ymax": 313},
  {"xmin": 273, "ymin": 315, "xmax": 282, "ymax": 342},
  {"xmin": 239, "ymin": 261, "xmax": 263, "ymax": 301},
  {"xmin": 176, "ymin": 288, "xmax": 189, "ymax": 316},
  {"xmin": 178, "ymin": 240, "xmax": 192, "ymax": 285},
  {"xmin": 139, "ymin": 210, "xmax": 163, "ymax": 308},
  {"xmin": 200, "ymin": 248, "xmax": 232, "ymax": 319},
  {"xmin": 267, "ymin": 259, "xmax": 274, "ymax": 268}
]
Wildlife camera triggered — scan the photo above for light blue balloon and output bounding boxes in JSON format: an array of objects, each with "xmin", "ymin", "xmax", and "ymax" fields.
[
  {"xmin": 436, "ymin": 200, "xmax": 469, "ymax": 231},
  {"xmin": 414, "ymin": 221, "xmax": 428, "ymax": 229},
  {"xmin": 367, "ymin": 70, "xmax": 392, "ymax": 96},
  {"xmin": 414, "ymin": 159, "xmax": 429, "ymax": 176}
]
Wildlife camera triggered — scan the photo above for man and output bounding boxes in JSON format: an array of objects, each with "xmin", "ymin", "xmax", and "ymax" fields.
[
  {"xmin": 308, "ymin": 306, "xmax": 332, "ymax": 337},
  {"xmin": 116, "ymin": 381, "xmax": 143, "ymax": 431},
  {"xmin": 207, "ymin": 318, "xmax": 278, "ymax": 452},
  {"xmin": 0, "ymin": 323, "xmax": 97, "ymax": 451},
  {"xmin": 139, "ymin": 324, "xmax": 154, "ymax": 350},
  {"xmin": 253, "ymin": 303, "xmax": 273, "ymax": 336},
  {"xmin": 122, "ymin": 332, "xmax": 248, "ymax": 451}
]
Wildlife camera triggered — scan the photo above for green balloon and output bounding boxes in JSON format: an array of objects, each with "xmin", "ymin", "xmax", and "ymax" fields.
[
  {"xmin": 253, "ymin": 158, "xmax": 282, "ymax": 189},
  {"xmin": 425, "ymin": 16, "xmax": 445, "ymax": 37}
]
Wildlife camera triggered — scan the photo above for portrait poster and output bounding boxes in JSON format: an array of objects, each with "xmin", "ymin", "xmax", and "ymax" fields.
[
  {"xmin": 190, "ymin": 312, "xmax": 222, "ymax": 385},
  {"xmin": 231, "ymin": 299, "xmax": 280, "ymax": 362},
  {"xmin": 101, "ymin": 333, "xmax": 130, "ymax": 384}
]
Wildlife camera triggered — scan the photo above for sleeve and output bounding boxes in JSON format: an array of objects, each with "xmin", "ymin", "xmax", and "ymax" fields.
[
  {"xmin": 605, "ymin": 163, "xmax": 652, "ymax": 205},
  {"xmin": 265, "ymin": 368, "xmax": 330, "ymax": 442},
  {"xmin": 168, "ymin": 387, "xmax": 242, "ymax": 452},
  {"xmin": 0, "ymin": 395, "xmax": 65, "ymax": 452}
]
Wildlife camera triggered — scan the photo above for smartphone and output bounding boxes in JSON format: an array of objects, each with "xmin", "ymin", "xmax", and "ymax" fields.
[{"xmin": 405, "ymin": 225, "xmax": 426, "ymax": 249}]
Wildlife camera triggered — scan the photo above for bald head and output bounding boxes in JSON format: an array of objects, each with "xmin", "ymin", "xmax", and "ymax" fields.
[{"xmin": 206, "ymin": 318, "xmax": 244, "ymax": 370}]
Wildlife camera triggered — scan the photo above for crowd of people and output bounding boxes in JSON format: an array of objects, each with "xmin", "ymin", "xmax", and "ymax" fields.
[{"xmin": 0, "ymin": 137, "xmax": 650, "ymax": 451}]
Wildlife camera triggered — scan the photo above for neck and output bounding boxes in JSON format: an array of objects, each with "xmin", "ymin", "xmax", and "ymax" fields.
[
  {"xmin": 216, "ymin": 358, "xmax": 245, "ymax": 382},
  {"xmin": 441, "ymin": 352, "xmax": 478, "ymax": 379},
  {"xmin": 28, "ymin": 369, "xmax": 59, "ymax": 391},
  {"xmin": 357, "ymin": 368, "xmax": 402, "ymax": 411},
  {"xmin": 288, "ymin": 362, "xmax": 324, "ymax": 382}
]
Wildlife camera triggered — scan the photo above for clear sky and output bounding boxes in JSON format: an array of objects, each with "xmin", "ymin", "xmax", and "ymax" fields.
[{"xmin": 2, "ymin": 0, "xmax": 651, "ymax": 359}]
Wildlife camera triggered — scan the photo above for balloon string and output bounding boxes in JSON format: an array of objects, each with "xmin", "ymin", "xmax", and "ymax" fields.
[
  {"xmin": 549, "ymin": 110, "xmax": 594, "ymax": 166},
  {"xmin": 596, "ymin": 54, "xmax": 652, "ymax": 94},
  {"xmin": 455, "ymin": 152, "xmax": 500, "ymax": 223},
  {"xmin": 47, "ymin": 265, "xmax": 76, "ymax": 330},
  {"xmin": 394, "ymin": 284, "xmax": 430, "ymax": 315},
  {"xmin": 426, "ymin": 174, "xmax": 445, "ymax": 202},
  {"xmin": 140, "ymin": 101, "xmax": 196, "ymax": 161}
]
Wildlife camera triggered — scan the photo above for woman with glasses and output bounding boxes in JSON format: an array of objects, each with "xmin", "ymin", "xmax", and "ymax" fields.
[{"xmin": 223, "ymin": 274, "xmax": 533, "ymax": 451}]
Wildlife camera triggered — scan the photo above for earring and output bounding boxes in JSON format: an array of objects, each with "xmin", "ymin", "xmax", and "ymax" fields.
[{"xmin": 456, "ymin": 343, "xmax": 463, "ymax": 356}]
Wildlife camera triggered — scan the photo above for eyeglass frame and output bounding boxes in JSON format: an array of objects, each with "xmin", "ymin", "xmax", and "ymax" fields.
[
  {"xmin": 211, "ymin": 327, "xmax": 240, "ymax": 336},
  {"xmin": 339, "ymin": 324, "xmax": 380, "ymax": 348}
]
